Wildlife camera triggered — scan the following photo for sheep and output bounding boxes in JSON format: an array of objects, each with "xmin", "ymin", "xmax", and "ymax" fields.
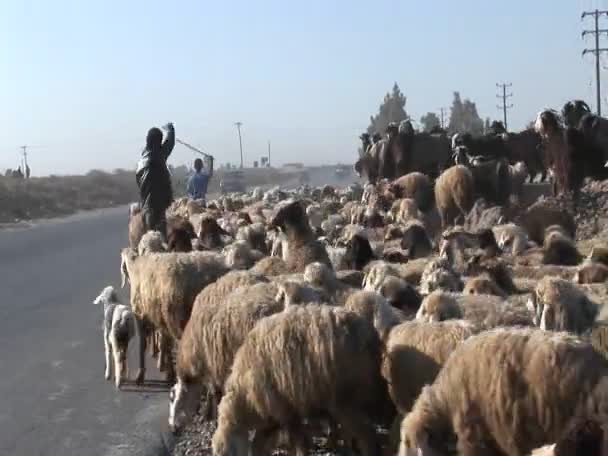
[
  {"xmin": 93, "ymin": 286, "xmax": 142, "ymax": 389},
  {"xmin": 378, "ymin": 275, "xmax": 422, "ymax": 318},
  {"xmin": 269, "ymin": 199, "xmax": 332, "ymax": 273},
  {"xmin": 588, "ymin": 245, "xmax": 608, "ymax": 267},
  {"xmin": 575, "ymin": 260, "xmax": 608, "ymax": 284},
  {"xmin": 119, "ymin": 248, "xmax": 229, "ymax": 383},
  {"xmin": 211, "ymin": 304, "xmax": 391, "ymax": 456},
  {"xmin": 419, "ymin": 257, "xmax": 463, "ymax": 295},
  {"xmin": 509, "ymin": 160, "xmax": 529, "ymax": 204},
  {"xmin": 528, "ymin": 276, "xmax": 598, "ymax": 334},
  {"xmin": 463, "ymin": 274, "xmax": 508, "ymax": 298},
  {"xmin": 275, "ymin": 280, "xmax": 329, "ymax": 307},
  {"xmin": 166, "ymin": 216, "xmax": 196, "ymax": 253},
  {"xmin": 250, "ymin": 256, "xmax": 288, "ymax": 276},
  {"xmin": 137, "ymin": 230, "xmax": 166, "ymax": 255},
  {"xmin": 390, "ymin": 172, "xmax": 434, "ymax": 213},
  {"xmin": 235, "ymin": 222, "xmax": 267, "ymax": 254},
  {"xmin": 542, "ymin": 224, "xmax": 582, "ymax": 266},
  {"xmin": 382, "ymin": 319, "xmax": 475, "ymax": 414},
  {"xmin": 417, "ymin": 290, "xmax": 533, "ymax": 330},
  {"xmin": 128, "ymin": 210, "xmax": 148, "ymax": 250},
  {"xmin": 516, "ymin": 199, "xmax": 576, "ymax": 246},
  {"xmin": 530, "ymin": 415, "xmax": 607, "ymax": 456},
  {"xmin": 222, "ymin": 240, "xmax": 264, "ymax": 270},
  {"xmin": 363, "ymin": 258, "xmax": 429, "ymax": 291},
  {"xmin": 434, "ymin": 165, "xmax": 475, "ymax": 229},
  {"xmin": 169, "ymin": 281, "xmax": 283, "ymax": 431},
  {"xmin": 303, "ymin": 261, "xmax": 357, "ymax": 305},
  {"xmin": 400, "ymin": 221, "xmax": 433, "ymax": 260},
  {"xmin": 494, "ymin": 223, "xmax": 530, "ymax": 255},
  {"xmin": 198, "ymin": 216, "xmax": 231, "ymax": 249},
  {"xmin": 399, "ymin": 327, "xmax": 608, "ymax": 456}
]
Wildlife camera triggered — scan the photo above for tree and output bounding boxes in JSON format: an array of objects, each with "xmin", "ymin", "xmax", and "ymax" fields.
[
  {"xmin": 448, "ymin": 92, "xmax": 484, "ymax": 136},
  {"xmin": 484, "ymin": 118, "xmax": 491, "ymax": 134},
  {"xmin": 420, "ymin": 112, "xmax": 441, "ymax": 132},
  {"xmin": 367, "ymin": 82, "xmax": 409, "ymax": 135}
]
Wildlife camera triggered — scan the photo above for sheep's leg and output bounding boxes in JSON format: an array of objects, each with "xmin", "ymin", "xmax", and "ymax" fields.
[
  {"xmin": 111, "ymin": 341, "xmax": 123, "ymax": 389},
  {"xmin": 332, "ymin": 409, "xmax": 379, "ymax": 456},
  {"xmin": 160, "ymin": 335, "xmax": 176, "ymax": 384},
  {"xmin": 104, "ymin": 332, "xmax": 112, "ymax": 381},
  {"xmin": 251, "ymin": 427, "xmax": 280, "ymax": 456},
  {"xmin": 134, "ymin": 322, "xmax": 147, "ymax": 386}
]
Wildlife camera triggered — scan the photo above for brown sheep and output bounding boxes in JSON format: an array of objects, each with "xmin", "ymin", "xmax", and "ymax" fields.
[
  {"xmin": 166, "ymin": 216, "xmax": 196, "ymax": 253},
  {"xmin": 542, "ymin": 225, "xmax": 582, "ymax": 266},
  {"xmin": 575, "ymin": 261, "xmax": 608, "ymax": 284},
  {"xmin": 269, "ymin": 200, "xmax": 332, "ymax": 273},
  {"xmin": 199, "ymin": 216, "xmax": 231, "ymax": 249},
  {"xmin": 128, "ymin": 210, "xmax": 147, "ymax": 249},
  {"xmin": 399, "ymin": 328, "xmax": 608, "ymax": 456},
  {"xmin": 417, "ymin": 290, "xmax": 533, "ymax": 330},
  {"xmin": 212, "ymin": 305, "xmax": 391, "ymax": 456},
  {"xmin": 516, "ymin": 199, "xmax": 576, "ymax": 246},
  {"xmin": 170, "ymin": 280, "xmax": 281, "ymax": 430},
  {"xmin": 382, "ymin": 319, "xmax": 475, "ymax": 414},
  {"xmin": 463, "ymin": 275, "xmax": 508, "ymax": 298},
  {"xmin": 378, "ymin": 275, "xmax": 422, "ymax": 318},
  {"xmin": 390, "ymin": 172, "xmax": 434, "ymax": 213},
  {"xmin": 528, "ymin": 276, "xmax": 598, "ymax": 334},
  {"xmin": 119, "ymin": 248, "xmax": 229, "ymax": 383},
  {"xmin": 588, "ymin": 246, "xmax": 608, "ymax": 267},
  {"xmin": 434, "ymin": 165, "xmax": 475, "ymax": 229},
  {"xmin": 250, "ymin": 256, "xmax": 288, "ymax": 276}
]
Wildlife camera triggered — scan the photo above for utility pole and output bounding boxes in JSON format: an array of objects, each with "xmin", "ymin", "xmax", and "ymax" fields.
[
  {"xmin": 582, "ymin": 9, "xmax": 608, "ymax": 116},
  {"xmin": 496, "ymin": 83, "xmax": 513, "ymax": 131},
  {"xmin": 438, "ymin": 108, "xmax": 447, "ymax": 129},
  {"xmin": 267, "ymin": 140, "xmax": 271, "ymax": 167},
  {"xmin": 234, "ymin": 122, "xmax": 244, "ymax": 168}
]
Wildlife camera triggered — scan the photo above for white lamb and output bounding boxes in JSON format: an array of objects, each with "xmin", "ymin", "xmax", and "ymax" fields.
[{"xmin": 93, "ymin": 286, "xmax": 142, "ymax": 389}]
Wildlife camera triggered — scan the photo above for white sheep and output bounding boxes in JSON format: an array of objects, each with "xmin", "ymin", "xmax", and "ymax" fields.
[{"xmin": 93, "ymin": 286, "xmax": 142, "ymax": 389}]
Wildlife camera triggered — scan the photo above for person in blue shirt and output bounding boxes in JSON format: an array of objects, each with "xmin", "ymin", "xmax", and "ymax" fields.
[{"xmin": 186, "ymin": 156, "xmax": 214, "ymax": 201}]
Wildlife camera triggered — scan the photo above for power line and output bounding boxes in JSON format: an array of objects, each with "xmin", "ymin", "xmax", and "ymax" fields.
[
  {"xmin": 582, "ymin": 9, "xmax": 608, "ymax": 115},
  {"xmin": 234, "ymin": 122, "xmax": 244, "ymax": 168},
  {"xmin": 496, "ymin": 83, "xmax": 513, "ymax": 131}
]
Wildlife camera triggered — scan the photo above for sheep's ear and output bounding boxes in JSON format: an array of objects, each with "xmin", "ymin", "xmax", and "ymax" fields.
[{"xmin": 93, "ymin": 295, "xmax": 102, "ymax": 305}]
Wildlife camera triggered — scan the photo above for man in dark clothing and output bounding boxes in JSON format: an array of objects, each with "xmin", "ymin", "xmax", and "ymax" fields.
[{"xmin": 136, "ymin": 123, "xmax": 175, "ymax": 238}]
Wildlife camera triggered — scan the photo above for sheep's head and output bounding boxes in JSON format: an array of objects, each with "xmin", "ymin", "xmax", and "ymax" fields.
[
  {"xmin": 223, "ymin": 240, "xmax": 259, "ymax": 270},
  {"xmin": 463, "ymin": 276, "xmax": 506, "ymax": 298},
  {"xmin": 345, "ymin": 234, "xmax": 376, "ymax": 271},
  {"xmin": 496, "ymin": 224, "xmax": 528, "ymax": 256},
  {"xmin": 362, "ymin": 262, "xmax": 393, "ymax": 291},
  {"xmin": 416, "ymin": 290, "xmax": 462, "ymax": 322},
  {"xmin": 275, "ymin": 280, "xmax": 327, "ymax": 307},
  {"xmin": 269, "ymin": 200, "xmax": 307, "ymax": 232},
  {"xmin": 137, "ymin": 230, "xmax": 167, "ymax": 255},
  {"xmin": 303, "ymin": 262, "xmax": 336, "ymax": 289},
  {"xmin": 93, "ymin": 286, "xmax": 118, "ymax": 306},
  {"xmin": 534, "ymin": 109, "xmax": 562, "ymax": 138},
  {"xmin": 529, "ymin": 277, "xmax": 598, "ymax": 333},
  {"xmin": 168, "ymin": 378, "xmax": 204, "ymax": 434},
  {"xmin": 211, "ymin": 420, "xmax": 249, "ymax": 456},
  {"xmin": 399, "ymin": 386, "xmax": 455, "ymax": 456},
  {"xmin": 345, "ymin": 290, "xmax": 401, "ymax": 339},
  {"xmin": 401, "ymin": 222, "xmax": 433, "ymax": 260},
  {"xmin": 419, "ymin": 258, "xmax": 463, "ymax": 295},
  {"xmin": 379, "ymin": 275, "xmax": 422, "ymax": 317}
]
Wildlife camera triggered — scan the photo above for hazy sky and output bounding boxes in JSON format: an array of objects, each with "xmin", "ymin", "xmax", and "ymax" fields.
[{"xmin": 1, "ymin": 0, "xmax": 606, "ymax": 175}]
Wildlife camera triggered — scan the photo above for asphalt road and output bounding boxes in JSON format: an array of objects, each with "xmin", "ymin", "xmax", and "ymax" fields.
[{"xmin": 0, "ymin": 206, "xmax": 174, "ymax": 456}]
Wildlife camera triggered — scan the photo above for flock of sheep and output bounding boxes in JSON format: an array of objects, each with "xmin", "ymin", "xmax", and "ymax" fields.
[{"xmin": 91, "ymin": 145, "xmax": 608, "ymax": 455}]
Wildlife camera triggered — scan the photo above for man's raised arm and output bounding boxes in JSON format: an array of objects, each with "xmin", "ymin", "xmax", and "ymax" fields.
[{"xmin": 161, "ymin": 123, "xmax": 175, "ymax": 161}]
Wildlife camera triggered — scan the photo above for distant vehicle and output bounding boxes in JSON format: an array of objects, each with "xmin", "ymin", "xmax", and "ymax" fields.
[
  {"xmin": 220, "ymin": 170, "xmax": 246, "ymax": 193},
  {"xmin": 335, "ymin": 165, "xmax": 350, "ymax": 179}
]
